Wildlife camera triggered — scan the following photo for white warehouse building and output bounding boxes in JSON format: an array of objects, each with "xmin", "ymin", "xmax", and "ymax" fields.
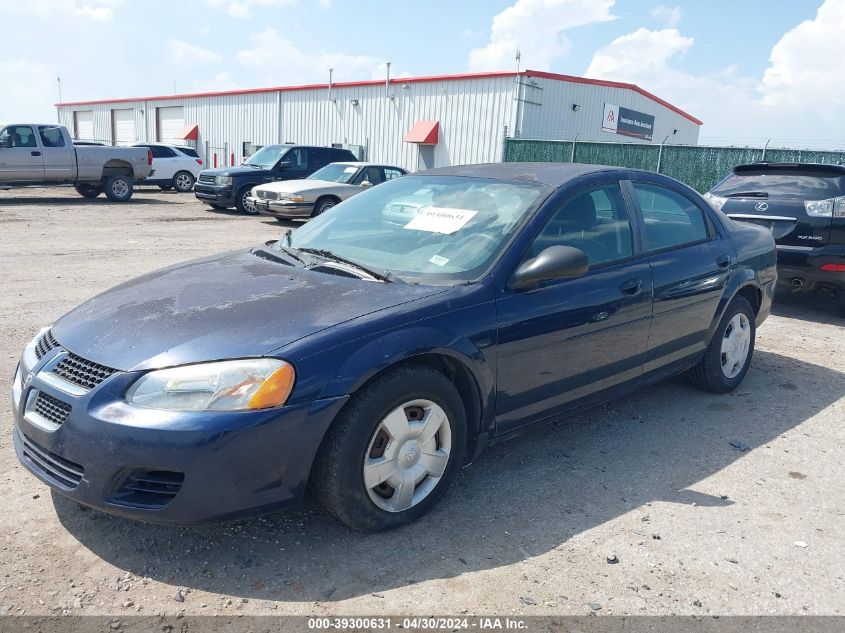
[{"xmin": 56, "ymin": 70, "xmax": 701, "ymax": 171}]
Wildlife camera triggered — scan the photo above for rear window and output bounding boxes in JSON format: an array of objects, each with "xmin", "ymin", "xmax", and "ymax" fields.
[
  {"xmin": 175, "ymin": 146, "xmax": 199, "ymax": 158},
  {"xmin": 712, "ymin": 169, "xmax": 844, "ymax": 200}
]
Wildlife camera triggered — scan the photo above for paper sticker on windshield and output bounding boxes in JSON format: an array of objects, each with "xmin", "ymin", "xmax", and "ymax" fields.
[
  {"xmin": 404, "ymin": 207, "xmax": 477, "ymax": 234},
  {"xmin": 429, "ymin": 254, "xmax": 449, "ymax": 267},
  {"xmin": 343, "ymin": 166, "xmax": 357, "ymax": 173}
]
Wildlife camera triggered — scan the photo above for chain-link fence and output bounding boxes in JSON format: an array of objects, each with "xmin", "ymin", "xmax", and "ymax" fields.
[{"xmin": 504, "ymin": 138, "xmax": 845, "ymax": 192}]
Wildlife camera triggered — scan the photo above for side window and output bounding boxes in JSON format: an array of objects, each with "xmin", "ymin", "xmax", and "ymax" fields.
[
  {"xmin": 1, "ymin": 125, "xmax": 37, "ymax": 148},
  {"xmin": 362, "ymin": 166, "xmax": 384, "ymax": 185},
  {"xmin": 157, "ymin": 146, "xmax": 177, "ymax": 158},
  {"xmin": 384, "ymin": 167, "xmax": 404, "ymax": 180},
  {"xmin": 334, "ymin": 149, "xmax": 356, "ymax": 162},
  {"xmin": 310, "ymin": 148, "xmax": 333, "ymax": 169},
  {"xmin": 633, "ymin": 182, "xmax": 710, "ymax": 252},
  {"xmin": 530, "ymin": 183, "xmax": 634, "ymax": 269},
  {"xmin": 38, "ymin": 126, "xmax": 66, "ymax": 148},
  {"xmin": 284, "ymin": 148, "xmax": 308, "ymax": 169}
]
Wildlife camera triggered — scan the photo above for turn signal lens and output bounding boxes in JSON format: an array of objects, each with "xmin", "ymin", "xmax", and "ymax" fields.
[{"xmin": 248, "ymin": 363, "xmax": 296, "ymax": 409}]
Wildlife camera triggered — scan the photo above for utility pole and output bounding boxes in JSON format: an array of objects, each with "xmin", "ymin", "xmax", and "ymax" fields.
[{"xmin": 57, "ymin": 76, "xmax": 62, "ymax": 123}]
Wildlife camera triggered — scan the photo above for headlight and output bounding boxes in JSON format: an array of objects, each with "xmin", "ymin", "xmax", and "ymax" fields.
[
  {"xmin": 278, "ymin": 193, "xmax": 305, "ymax": 202},
  {"xmin": 703, "ymin": 192, "xmax": 727, "ymax": 211},
  {"xmin": 126, "ymin": 359, "xmax": 295, "ymax": 412},
  {"xmin": 214, "ymin": 175, "xmax": 232, "ymax": 186}
]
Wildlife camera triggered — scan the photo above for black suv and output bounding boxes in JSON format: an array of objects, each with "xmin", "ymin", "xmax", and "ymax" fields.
[
  {"xmin": 195, "ymin": 145, "xmax": 357, "ymax": 213},
  {"xmin": 706, "ymin": 163, "xmax": 845, "ymax": 313}
]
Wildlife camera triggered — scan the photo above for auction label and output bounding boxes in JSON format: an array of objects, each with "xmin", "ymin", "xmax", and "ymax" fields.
[{"xmin": 404, "ymin": 207, "xmax": 477, "ymax": 234}]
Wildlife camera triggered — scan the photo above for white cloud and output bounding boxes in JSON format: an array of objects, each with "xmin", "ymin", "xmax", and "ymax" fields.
[
  {"xmin": 649, "ymin": 4, "xmax": 681, "ymax": 27},
  {"xmin": 0, "ymin": 59, "xmax": 57, "ymax": 122},
  {"xmin": 204, "ymin": 0, "xmax": 299, "ymax": 18},
  {"xmin": 585, "ymin": 1, "xmax": 845, "ymax": 146},
  {"xmin": 0, "ymin": 0, "xmax": 121, "ymax": 20},
  {"xmin": 237, "ymin": 28, "xmax": 390, "ymax": 84},
  {"xmin": 169, "ymin": 39, "xmax": 222, "ymax": 66},
  {"xmin": 469, "ymin": 0, "xmax": 616, "ymax": 71}
]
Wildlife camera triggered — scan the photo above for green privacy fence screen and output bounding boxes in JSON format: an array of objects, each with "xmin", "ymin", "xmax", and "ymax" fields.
[{"xmin": 504, "ymin": 138, "xmax": 845, "ymax": 193}]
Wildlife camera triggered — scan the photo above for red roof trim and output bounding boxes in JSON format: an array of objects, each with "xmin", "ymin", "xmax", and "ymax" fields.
[{"xmin": 56, "ymin": 69, "xmax": 701, "ymax": 126}]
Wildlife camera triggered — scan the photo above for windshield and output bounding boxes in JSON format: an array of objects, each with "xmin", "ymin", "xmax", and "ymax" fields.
[
  {"xmin": 712, "ymin": 169, "xmax": 844, "ymax": 200},
  {"xmin": 309, "ymin": 164, "xmax": 359, "ymax": 183},
  {"xmin": 244, "ymin": 145, "xmax": 289, "ymax": 168},
  {"xmin": 285, "ymin": 175, "xmax": 549, "ymax": 285}
]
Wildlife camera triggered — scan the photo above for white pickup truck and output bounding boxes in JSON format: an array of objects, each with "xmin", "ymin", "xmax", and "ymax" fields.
[{"xmin": 0, "ymin": 123, "xmax": 153, "ymax": 201}]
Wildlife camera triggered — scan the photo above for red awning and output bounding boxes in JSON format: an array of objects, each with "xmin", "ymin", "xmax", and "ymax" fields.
[
  {"xmin": 403, "ymin": 120, "xmax": 439, "ymax": 145},
  {"xmin": 179, "ymin": 124, "xmax": 199, "ymax": 141}
]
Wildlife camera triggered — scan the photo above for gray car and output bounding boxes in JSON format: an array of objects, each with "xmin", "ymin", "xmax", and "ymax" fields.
[{"xmin": 247, "ymin": 162, "xmax": 406, "ymax": 221}]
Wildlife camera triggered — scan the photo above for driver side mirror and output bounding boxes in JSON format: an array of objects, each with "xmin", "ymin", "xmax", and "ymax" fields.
[
  {"xmin": 360, "ymin": 180, "xmax": 373, "ymax": 188},
  {"xmin": 277, "ymin": 160, "xmax": 291, "ymax": 169},
  {"xmin": 0, "ymin": 137, "xmax": 11, "ymax": 149},
  {"xmin": 509, "ymin": 245, "xmax": 589, "ymax": 289}
]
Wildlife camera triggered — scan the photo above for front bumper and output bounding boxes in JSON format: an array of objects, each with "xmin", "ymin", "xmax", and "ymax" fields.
[
  {"xmin": 194, "ymin": 183, "xmax": 234, "ymax": 206},
  {"xmin": 776, "ymin": 243, "xmax": 845, "ymax": 291},
  {"xmin": 248, "ymin": 196, "xmax": 313, "ymax": 219},
  {"xmin": 11, "ymin": 346, "xmax": 347, "ymax": 525}
]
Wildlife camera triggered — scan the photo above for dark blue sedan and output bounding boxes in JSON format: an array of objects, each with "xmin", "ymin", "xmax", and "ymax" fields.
[{"xmin": 11, "ymin": 163, "xmax": 777, "ymax": 532}]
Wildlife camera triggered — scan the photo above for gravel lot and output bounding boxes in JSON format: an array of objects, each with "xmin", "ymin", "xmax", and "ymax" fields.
[{"xmin": 0, "ymin": 187, "xmax": 842, "ymax": 618}]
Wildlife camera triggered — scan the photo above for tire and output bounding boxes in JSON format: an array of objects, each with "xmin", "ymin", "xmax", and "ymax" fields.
[
  {"xmin": 311, "ymin": 364, "xmax": 467, "ymax": 532},
  {"xmin": 313, "ymin": 197, "xmax": 338, "ymax": 217},
  {"xmin": 235, "ymin": 186, "xmax": 258, "ymax": 214},
  {"xmin": 158, "ymin": 185, "xmax": 173, "ymax": 191},
  {"xmin": 103, "ymin": 175, "xmax": 134, "ymax": 202},
  {"xmin": 75, "ymin": 184, "xmax": 102, "ymax": 199},
  {"xmin": 689, "ymin": 296, "xmax": 755, "ymax": 393},
  {"xmin": 172, "ymin": 171, "xmax": 195, "ymax": 193}
]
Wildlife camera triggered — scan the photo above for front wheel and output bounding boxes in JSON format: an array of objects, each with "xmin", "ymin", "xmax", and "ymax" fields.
[
  {"xmin": 103, "ymin": 175, "xmax": 134, "ymax": 202},
  {"xmin": 689, "ymin": 296, "xmax": 755, "ymax": 393},
  {"xmin": 75, "ymin": 184, "xmax": 102, "ymax": 199},
  {"xmin": 235, "ymin": 186, "xmax": 258, "ymax": 214},
  {"xmin": 173, "ymin": 171, "xmax": 195, "ymax": 193},
  {"xmin": 311, "ymin": 365, "xmax": 467, "ymax": 532},
  {"xmin": 313, "ymin": 197, "xmax": 338, "ymax": 217}
]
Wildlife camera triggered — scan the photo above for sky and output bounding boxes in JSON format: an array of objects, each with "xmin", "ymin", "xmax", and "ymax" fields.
[{"xmin": 2, "ymin": 0, "xmax": 843, "ymax": 148}]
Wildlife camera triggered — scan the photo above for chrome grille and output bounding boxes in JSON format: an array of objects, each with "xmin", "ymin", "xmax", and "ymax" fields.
[
  {"xmin": 21, "ymin": 433, "xmax": 84, "ymax": 489},
  {"xmin": 257, "ymin": 190, "xmax": 278, "ymax": 200},
  {"xmin": 33, "ymin": 392, "xmax": 72, "ymax": 426},
  {"xmin": 53, "ymin": 354, "xmax": 116, "ymax": 390},
  {"xmin": 34, "ymin": 329, "xmax": 59, "ymax": 360},
  {"xmin": 198, "ymin": 174, "xmax": 216, "ymax": 184}
]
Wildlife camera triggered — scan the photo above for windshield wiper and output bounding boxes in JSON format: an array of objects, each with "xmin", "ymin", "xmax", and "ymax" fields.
[
  {"xmin": 723, "ymin": 191, "xmax": 768, "ymax": 198},
  {"xmin": 274, "ymin": 243, "xmax": 307, "ymax": 266},
  {"xmin": 298, "ymin": 248, "xmax": 403, "ymax": 283}
]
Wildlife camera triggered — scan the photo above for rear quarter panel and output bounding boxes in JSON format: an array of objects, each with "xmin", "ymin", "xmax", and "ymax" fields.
[{"xmin": 74, "ymin": 146, "xmax": 152, "ymax": 181}]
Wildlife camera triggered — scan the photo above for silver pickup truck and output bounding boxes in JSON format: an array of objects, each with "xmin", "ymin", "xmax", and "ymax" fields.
[{"xmin": 0, "ymin": 123, "xmax": 153, "ymax": 201}]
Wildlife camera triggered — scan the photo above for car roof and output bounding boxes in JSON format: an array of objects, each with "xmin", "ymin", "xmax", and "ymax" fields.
[
  {"xmin": 326, "ymin": 162, "xmax": 404, "ymax": 169},
  {"xmin": 733, "ymin": 162, "xmax": 845, "ymax": 175},
  {"xmin": 417, "ymin": 162, "xmax": 621, "ymax": 187}
]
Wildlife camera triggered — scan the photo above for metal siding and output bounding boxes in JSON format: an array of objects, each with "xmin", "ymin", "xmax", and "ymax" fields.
[{"xmin": 520, "ymin": 78, "xmax": 700, "ymax": 145}]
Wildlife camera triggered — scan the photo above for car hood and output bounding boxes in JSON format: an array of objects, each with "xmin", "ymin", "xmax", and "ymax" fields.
[
  {"xmin": 52, "ymin": 250, "xmax": 444, "ymax": 372},
  {"xmin": 200, "ymin": 166, "xmax": 272, "ymax": 178},
  {"xmin": 258, "ymin": 179, "xmax": 354, "ymax": 193}
]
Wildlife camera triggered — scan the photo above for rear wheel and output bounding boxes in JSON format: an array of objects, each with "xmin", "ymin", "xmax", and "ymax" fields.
[
  {"xmin": 235, "ymin": 186, "xmax": 258, "ymax": 214},
  {"xmin": 312, "ymin": 365, "xmax": 467, "ymax": 532},
  {"xmin": 689, "ymin": 296, "xmax": 755, "ymax": 393},
  {"xmin": 75, "ymin": 184, "xmax": 102, "ymax": 199},
  {"xmin": 103, "ymin": 175, "xmax": 134, "ymax": 202},
  {"xmin": 173, "ymin": 171, "xmax": 195, "ymax": 193}
]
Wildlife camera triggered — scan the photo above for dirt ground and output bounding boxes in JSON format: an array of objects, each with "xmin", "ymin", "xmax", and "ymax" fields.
[{"xmin": 0, "ymin": 186, "xmax": 842, "ymax": 618}]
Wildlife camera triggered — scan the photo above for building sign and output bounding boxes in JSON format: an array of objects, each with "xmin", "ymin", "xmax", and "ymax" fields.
[{"xmin": 602, "ymin": 103, "xmax": 655, "ymax": 141}]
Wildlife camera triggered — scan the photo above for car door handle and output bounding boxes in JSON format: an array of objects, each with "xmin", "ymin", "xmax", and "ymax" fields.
[
  {"xmin": 716, "ymin": 254, "xmax": 731, "ymax": 268},
  {"xmin": 619, "ymin": 278, "xmax": 643, "ymax": 295},
  {"xmin": 31, "ymin": 151, "xmax": 41, "ymax": 156}
]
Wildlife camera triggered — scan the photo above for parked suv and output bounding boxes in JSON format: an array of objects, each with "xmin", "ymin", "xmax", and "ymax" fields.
[
  {"xmin": 195, "ymin": 145, "xmax": 357, "ymax": 213},
  {"xmin": 132, "ymin": 143, "xmax": 203, "ymax": 193},
  {"xmin": 705, "ymin": 163, "xmax": 845, "ymax": 313}
]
